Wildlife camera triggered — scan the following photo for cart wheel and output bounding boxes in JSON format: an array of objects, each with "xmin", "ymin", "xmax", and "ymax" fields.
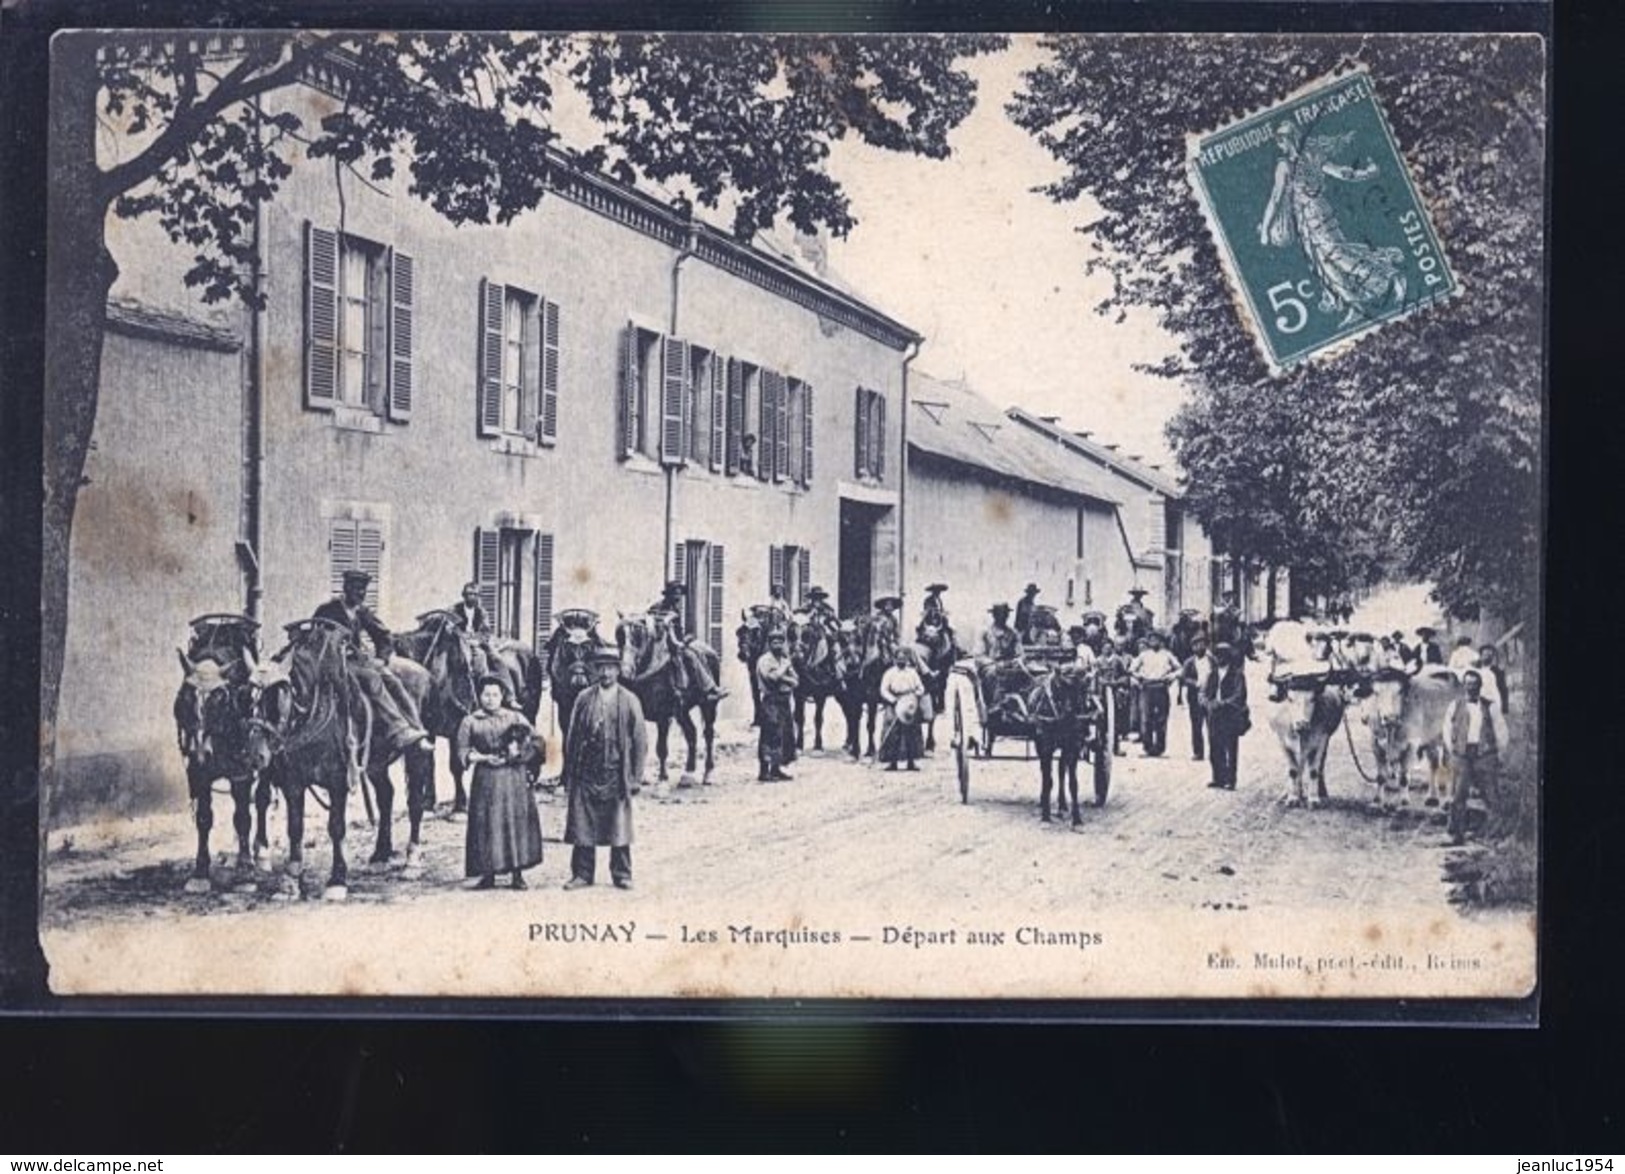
[
  {"xmin": 953, "ymin": 692, "xmax": 970, "ymax": 803},
  {"xmin": 1093, "ymin": 732, "xmax": 1112, "ymax": 806}
]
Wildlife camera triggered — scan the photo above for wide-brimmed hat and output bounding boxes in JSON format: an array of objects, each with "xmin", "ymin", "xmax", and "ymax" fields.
[
  {"xmin": 1128, "ymin": 587, "xmax": 1148, "ymax": 597},
  {"xmin": 1416, "ymin": 626, "xmax": 1438, "ymax": 638},
  {"xmin": 988, "ymin": 603, "xmax": 1011, "ymax": 616},
  {"xmin": 1023, "ymin": 583, "xmax": 1040, "ymax": 595},
  {"xmin": 874, "ymin": 595, "xmax": 903, "ymax": 610},
  {"xmin": 925, "ymin": 582, "xmax": 948, "ymax": 594},
  {"xmin": 806, "ymin": 586, "xmax": 829, "ymax": 600},
  {"xmin": 663, "ymin": 580, "xmax": 688, "ymax": 595}
]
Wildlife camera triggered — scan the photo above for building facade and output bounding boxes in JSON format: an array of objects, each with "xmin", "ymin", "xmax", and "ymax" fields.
[{"xmin": 57, "ymin": 73, "xmax": 917, "ymax": 816}]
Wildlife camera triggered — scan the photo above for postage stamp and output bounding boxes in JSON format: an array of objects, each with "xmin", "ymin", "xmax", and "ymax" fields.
[{"xmin": 1189, "ymin": 69, "xmax": 1458, "ymax": 371}]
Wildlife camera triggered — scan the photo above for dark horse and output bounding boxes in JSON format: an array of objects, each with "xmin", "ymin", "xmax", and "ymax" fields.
[
  {"xmin": 542, "ymin": 608, "xmax": 608, "ymax": 754},
  {"xmin": 911, "ymin": 616, "xmax": 960, "ymax": 755},
  {"xmin": 173, "ymin": 614, "xmax": 275, "ymax": 892},
  {"xmin": 1023, "ymin": 663, "xmax": 1111, "ymax": 826},
  {"xmin": 615, "ymin": 613, "xmax": 719, "ymax": 785},
  {"xmin": 788, "ymin": 613, "xmax": 850, "ymax": 753},
  {"xmin": 395, "ymin": 610, "xmax": 545, "ymax": 814},
  {"xmin": 844, "ymin": 614, "xmax": 896, "ymax": 759},
  {"xmin": 734, "ymin": 604, "xmax": 780, "ymax": 729},
  {"xmin": 244, "ymin": 619, "xmax": 433, "ymax": 896}
]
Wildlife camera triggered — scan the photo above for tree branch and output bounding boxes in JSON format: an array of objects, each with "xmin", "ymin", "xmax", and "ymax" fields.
[{"xmin": 96, "ymin": 33, "xmax": 348, "ymax": 205}]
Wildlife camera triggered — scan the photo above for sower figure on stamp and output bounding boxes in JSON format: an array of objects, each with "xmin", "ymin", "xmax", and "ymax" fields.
[
  {"xmin": 562, "ymin": 646, "xmax": 648, "ymax": 890},
  {"xmin": 649, "ymin": 580, "xmax": 728, "ymax": 703},
  {"xmin": 1442, "ymin": 668, "xmax": 1511, "ymax": 846},
  {"xmin": 314, "ymin": 570, "xmax": 433, "ymax": 756},
  {"xmin": 755, "ymin": 627, "xmax": 798, "ymax": 782}
]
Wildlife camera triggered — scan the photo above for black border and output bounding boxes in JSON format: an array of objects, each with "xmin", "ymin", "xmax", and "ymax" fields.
[{"xmin": 0, "ymin": 0, "xmax": 1562, "ymax": 1031}]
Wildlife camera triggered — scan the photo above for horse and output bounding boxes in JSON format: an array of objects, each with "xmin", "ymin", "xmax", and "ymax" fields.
[
  {"xmin": 911, "ymin": 617, "xmax": 960, "ymax": 754},
  {"xmin": 615, "ymin": 613, "xmax": 719, "ymax": 785},
  {"xmin": 1023, "ymin": 662, "xmax": 1106, "ymax": 826},
  {"xmin": 844, "ymin": 614, "xmax": 896, "ymax": 759},
  {"xmin": 1269, "ymin": 672, "xmax": 1348, "ymax": 809},
  {"xmin": 244, "ymin": 619, "xmax": 434, "ymax": 896},
  {"xmin": 788, "ymin": 613, "xmax": 848, "ymax": 752},
  {"xmin": 172, "ymin": 615, "xmax": 275, "ymax": 893},
  {"xmin": 1359, "ymin": 667, "xmax": 1460, "ymax": 810},
  {"xmin": 542, "ymin": 608, "xmax": 608, "ymax": 753},
  {"xmin": 735, "ymin": 604, "xmax": 780, "ymax": 729},
  {"xmin": 393, "ymin": 611, "xmax": 474, "ymax": 818}
]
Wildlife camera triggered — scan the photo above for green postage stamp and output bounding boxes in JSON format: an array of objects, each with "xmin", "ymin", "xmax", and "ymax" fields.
[{"xmin": 1190, "ymin": 69, "xmax": 1457, "ymax": 371}]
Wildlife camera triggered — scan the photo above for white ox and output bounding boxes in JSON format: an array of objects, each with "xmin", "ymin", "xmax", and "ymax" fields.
[
  {"xmin": 1269, "ymin": 674, "xmax": 1346, "ymax": 808},
  {"xmin": 1357, "ymin": 669, "xmax": 1462, "ymax": 809}
]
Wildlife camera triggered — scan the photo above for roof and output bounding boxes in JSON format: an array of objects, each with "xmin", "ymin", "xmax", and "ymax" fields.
[
  {"xmin": 907, "ymin": 372, "xmax": 1122, "ymax": 507},
  {"xmin": 1005, "ymin": 407, "xmax": 1186, "ymax": 499}
]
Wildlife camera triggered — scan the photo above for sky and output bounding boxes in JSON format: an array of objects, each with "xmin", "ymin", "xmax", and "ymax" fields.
[{"xmin": 821, "ymin": 38, "xmax": 1189, "ymax": 470}]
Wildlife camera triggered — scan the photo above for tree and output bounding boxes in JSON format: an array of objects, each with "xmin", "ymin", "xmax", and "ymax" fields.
[
  {"xmin": 20, "ymin": 29, "xmax": 1005, "ymax": 998},
  {"xmin": 1009, "ymin": 34, "xmax": 1544, "ymax": 620}
]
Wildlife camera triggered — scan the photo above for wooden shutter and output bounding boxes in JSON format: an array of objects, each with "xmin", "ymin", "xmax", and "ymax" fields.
[
  {"xmin": 797, "ymin": 548, "xmax": 811, "ymax": 606},
  {"xmin": 472, "ymin": 528, "xmax": 500, "ymax": 617},
  {"xmin": 769, "ymin": 545, "xmax": 786, "ymax": 595},
  {"xmin": 477, "ymin": 279, "xmax": 504, "ymax": 437},
  {"xmin": 304, "ymin": 223, "xmax": 339, "ymax": 410},
  {"xmin": 755, "ymin": 371, "xmax": 772, "ymax": 482},
  {"xmin": 690, "ymin": 351, "xmax": 708, "ymax": 467},
  {"xmin": 708, "ymin": 543, "xmax": 726, "ymax": 652},
  {"xmin": 708, "ymin": 355, "xmax": 725, "ymax": 472},
  {"xmin": 386, "ymin": 249, "xmax": 414, "ymax": 421},
  {"xmin": 874, "ymin": 393, "xmax": 887, "ymax": 479},
  {"xmin": 659, "ymin": 335, "xmax": 689, "ymax": 466},
  {"xmin": 617, "ymin": 324, "xmax": 639, "ymax": 458},
  {"xmin": 854, "ymin": 386, "xmax": 869, "ymax": 478},
  {"xmin": 725, "ymin": 358, "xmax": 744, "ymax": 475},
  {"xmin": 328, "ymin": 519, "xmax": 357, "ymax": 597},
  {"xmin": 1147, "ymin": 495, "xmax": 1167, "ymax": 554},
  {"xmin": 538, "ymin": 298, "xmax": 560, "ymax": 444},
  {"xmin": 533, "ymin": 532, "xmax": 555, "ymax": 649},
  {"xmin": 521, "ymin": 297, "xmax": 542, "ymax": 441},
  {"xmin": 672, "ymin": 542, "xmax": 687, "ymax": 588},
  {"xmin": 800, "ymin": 384, "xmax": 815, "ymax": 486},
  {"xmin": 768, "ymin": 372, "xmax": 789, "ymax": 483},
  {"xmin": 356, "ymin": 521, "xmax": 384, "ymax": 610}
]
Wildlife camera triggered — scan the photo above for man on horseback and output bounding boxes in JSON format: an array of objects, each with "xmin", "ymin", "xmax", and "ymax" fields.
[
  {"xmin": 871, "ymin": 594, "xmax": 904, "ymax": 650},
  {"xmin": 917, "ymin": 583, "xmax": 954, "ymax": 645},
  {"xmin": 649, "ymin": 581, "xmax": 728, "ymax": 702},
  {"xmin": 448, "ymin": 581, "xmax": 525, "ymax": 704},
  {"xmin": 805, "ymin": 585, "xmax": 839, "ymax": 636},
  {"xmin": 314, "ymin": 570, "xmax": 433, "ymax": 755},
  {"xmin": 1116, "ymin": 586, "xmax": 1156, "ymax": 643}
]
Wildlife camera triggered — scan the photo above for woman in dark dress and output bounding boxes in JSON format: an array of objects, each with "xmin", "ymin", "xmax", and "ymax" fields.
[{"xmin": 457, "ymin": 675, "xmax": 544, "ymax": 890}]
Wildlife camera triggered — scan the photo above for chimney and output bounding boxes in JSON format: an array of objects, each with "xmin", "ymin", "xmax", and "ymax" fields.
[
  {"xmin": 1073, "ymin": 430, "xmax": 1092, "ymax": 440},
  {"xmin": 1039, "ymin": 415, "xmax": 1061, "ymax": 425}
]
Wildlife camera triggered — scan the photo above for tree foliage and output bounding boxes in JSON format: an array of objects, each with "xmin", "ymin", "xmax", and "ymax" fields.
[
  {"xmin": 1010, "ymin": 35, "xmax": 1544, "ymax": 620},
  {"xmin": 95, "ymin": 31, "xmax": 1006, "ymax": 308}
]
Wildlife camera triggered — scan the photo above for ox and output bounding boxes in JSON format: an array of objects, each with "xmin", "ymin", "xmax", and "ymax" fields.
[
  {"xmin": 1269, "ymin": 673, "xmax": 1346, "ymax": 808},
  {"xmin": 1358, "ymin": 668, "xmax": 1460, "ymax": 810}
]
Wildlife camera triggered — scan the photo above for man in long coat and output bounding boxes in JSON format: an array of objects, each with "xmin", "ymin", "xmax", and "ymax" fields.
[{"xmin": 562, "ymin": 646, "xmax": 649, "ymax": 890}]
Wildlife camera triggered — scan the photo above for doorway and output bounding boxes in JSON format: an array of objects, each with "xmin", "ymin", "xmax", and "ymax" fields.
[{"xmin": 838, "ymin": 499, "xmax": 896, "ymax": 619}]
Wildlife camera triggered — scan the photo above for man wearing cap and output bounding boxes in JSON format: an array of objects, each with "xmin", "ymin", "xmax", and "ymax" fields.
[
  {"xmin": 1442, "ymin": 668, "xmax": 1510, "ymax": 846},
  {"xmin": 649, "ymin": 581, "xmax": 727, "ymax": 702},
  {"xmin": 754, "ymin": 627, "xmax": 799, "ymax": 782},
  {"xmin": 1015, "ymin": 583, "xmax": 1042, "ymax": 643},
  {"xmin": 1177, "ymin": 632, "xmax": 1215, "ymax": 762},
  {"xmin": 978, "ymin": 603, "xmax": 1020, "ymax": 665},
  {"xmin": 313, "ymin": 571, "xmax": 433, "ymax": 755},
  {"xmin": 1416, "ymin": 627, "xmax": 1445, "ymax": 669},
  {"xmin": 1129, "ymin": 630, "xmax": 1182, "ymax": 757},
  {"xmin": 562, "ymin": 645, "xmax": 648, "ymax": 890}
]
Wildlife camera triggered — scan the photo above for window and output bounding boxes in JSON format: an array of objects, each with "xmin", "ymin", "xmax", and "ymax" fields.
[
  {"xmin": 854, "ymin": 387, "xmax": 887, "ymax": 481},
  {"xmin": 688, "ymin": 346, "xmax": 724, "ymax": 470},
  {"xmin": 479, "ymin": 281, "xmax": 560, "ymax": 445},
  {"xmin": 617, "ymin": 324, "xmax": 662, "ymax": 460},
  {"xmin": 786, "ymin": 378, "xmax": 814, "ymax": 487},
  {"xmin": 673, "ymin": 538, "xmax": 726, "ymax": 651},
  {"xmin": 770, "ymin": 545, "xmax": 812, "ymax": 606},
  {"xmin": 473, "ymin": 527, "xmax": 557, "ymax": 649},
  {"xmin": 305, "ymin": 222, "xmax": 414, "ymax": 421},
  {"xmin": 328, "ymin": 516, "xmax": 386, "ymax": 610}
]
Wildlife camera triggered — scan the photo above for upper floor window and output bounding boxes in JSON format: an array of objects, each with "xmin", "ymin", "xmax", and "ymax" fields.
[
  {"xmin": 479, "ymin": 280, "xmax": 560, "ymax": 446},
  {"xmin": 305, "ymin": 222, "xmax": 414, "ymax": 422},
  {"xmin": 854, "ymin": 387, "xmax": 887, "ymax": 481}
]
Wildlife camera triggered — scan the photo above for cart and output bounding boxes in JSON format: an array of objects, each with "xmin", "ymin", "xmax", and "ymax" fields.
[{"xmin": 949, "ymin": 647, "xmax": 1114, "ymax": 807}]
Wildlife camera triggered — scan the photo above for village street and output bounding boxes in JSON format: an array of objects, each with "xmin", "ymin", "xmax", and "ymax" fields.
[{"xmin": 42, "ymin": 658, "xmax": 1500, "ymax": 995}]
